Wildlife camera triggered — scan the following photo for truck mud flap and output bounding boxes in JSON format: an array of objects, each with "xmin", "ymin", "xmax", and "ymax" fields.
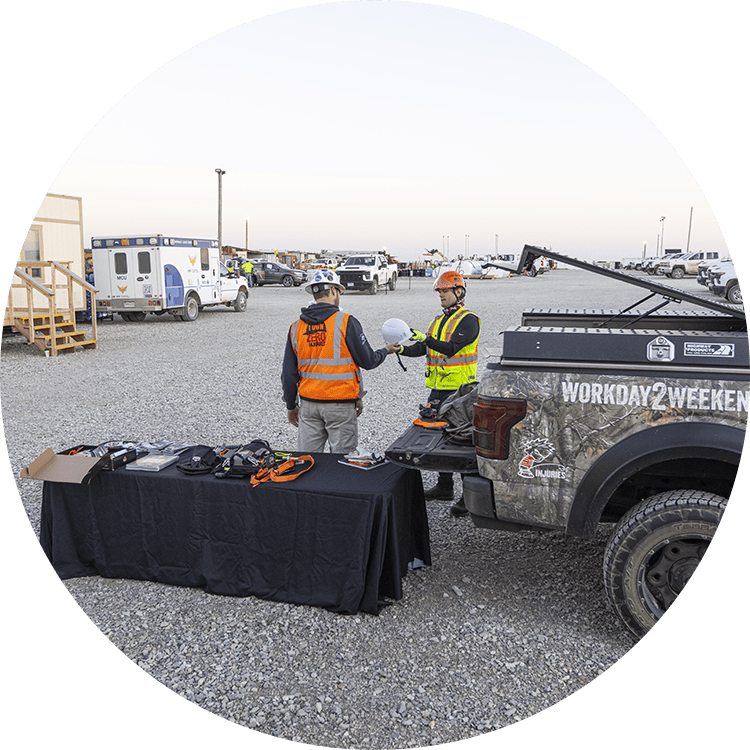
[{"xmin": 385, "ymin": 424, "xmax": 478, "ymax": 474}]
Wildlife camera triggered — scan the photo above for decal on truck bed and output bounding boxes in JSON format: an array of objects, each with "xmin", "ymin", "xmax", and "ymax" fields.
[
  {"xmin": 684, "ymin": 342, "xmax": 735, "ymax": 357},
  {"xmin": 561, "ymin": 379, "xmax": 750, "ymax": 413},
  {"xmin": 517, "ymin": 437, "xmax": 570, "ymax": 481}
]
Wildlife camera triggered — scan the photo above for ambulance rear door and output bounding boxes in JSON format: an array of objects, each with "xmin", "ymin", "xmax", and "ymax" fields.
[{"xmin": 103, "ymin": 245, "xmax": 158, "ymax": 310}]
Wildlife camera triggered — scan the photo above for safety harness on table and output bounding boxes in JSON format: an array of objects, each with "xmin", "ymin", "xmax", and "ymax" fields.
[
  {"xmin": 213, "ymin": 439, "xmax": 315, "ymax": 485},
  {"xmin": 249, "ymin": 455, "xmax": 315, "ymax": 486}
]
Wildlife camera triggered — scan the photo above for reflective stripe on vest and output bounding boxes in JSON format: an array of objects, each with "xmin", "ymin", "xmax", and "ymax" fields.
[
  {"xmin": 291, "ymin": 311, "xmax": 360, "ymax": 400},
  {"xmin": 425, "ymin": 307, "xmax": 480, "ymax": 390}
]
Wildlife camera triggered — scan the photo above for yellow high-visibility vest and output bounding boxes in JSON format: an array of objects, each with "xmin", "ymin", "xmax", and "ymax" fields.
[{"xmin": 425, "ymin": 307, "xmax": 480, "ymax": 390}]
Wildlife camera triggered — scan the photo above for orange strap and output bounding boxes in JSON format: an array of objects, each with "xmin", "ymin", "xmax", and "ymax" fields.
[
  {"xmin": 250, "ymin": 455, "xmax": 315, "ymax": 486},
  {"xmin": 270, "ymin": 455, "xmax": 315, "ymax": 482},
  {"xmin": 413, "ymin": 418, "xmax": 449, "ymax": 429}
]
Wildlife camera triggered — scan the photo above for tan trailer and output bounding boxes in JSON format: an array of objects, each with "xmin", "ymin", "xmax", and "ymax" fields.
[{"xmin": 5, "ymin": 193, "xmax": 98, "ymax": 356}]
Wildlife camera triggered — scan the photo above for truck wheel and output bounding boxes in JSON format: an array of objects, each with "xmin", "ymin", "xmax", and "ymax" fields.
[
  {"xmin": 233, "ymin": 289, "xmax": 248, "ymax": 312},
  {"xmin": 670, "ymin": 266, "xmax": 685, "ymax": 279},
  {"xmin": 603, "ymin": 489, "xmax": 726, "ymax": 639},
  {"xmin": 282, "ymin": 275, "xmax": 293, "ymax": 287},
  {"xmin": 179, "ymin": 294, "xmax": 200, "ymax": 321},
  {"xmin": 727, "ymin": 283, "xmax": 742, "ymax": 305},
  {"xmin": 389, "ymin": 274, "xmax": 396, "ymax": 291},
  {"xmin": 369, "ymin": 279, "xmax": 378, "ymax": 295}
]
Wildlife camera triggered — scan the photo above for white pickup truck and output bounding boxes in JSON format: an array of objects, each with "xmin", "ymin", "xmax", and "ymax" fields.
[
  {"xmin": 657, "ymin": 250, "xmax": 720, "ymax": 278},
  {"xmin": 336, "ymin": 253, "xmax": 398, "ymax": 294}
]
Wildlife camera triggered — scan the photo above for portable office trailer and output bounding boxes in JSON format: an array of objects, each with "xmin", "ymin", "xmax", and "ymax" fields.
[{"xmin": 6, "ymin": 194, "xmax": 86, "ymax": 325}]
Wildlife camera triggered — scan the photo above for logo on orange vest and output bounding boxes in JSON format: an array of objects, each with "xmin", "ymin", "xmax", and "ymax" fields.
[{"xmin": 305, "ymin": 322, "xmax": 327, "ymax": 347}]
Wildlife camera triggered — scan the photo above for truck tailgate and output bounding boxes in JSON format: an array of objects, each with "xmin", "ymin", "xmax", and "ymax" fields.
[{"xmin": 385, "ymin": 424, "xmax": 478, "ymax": 473}]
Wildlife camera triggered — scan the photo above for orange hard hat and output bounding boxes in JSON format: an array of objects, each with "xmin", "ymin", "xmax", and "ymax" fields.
[{"xmin": 433, "ymin": 270, "xmax": 465, "ymax": 291}]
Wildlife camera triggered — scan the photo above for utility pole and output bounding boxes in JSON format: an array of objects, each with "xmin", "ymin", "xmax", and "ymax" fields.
[
  {"xmin": 659, "ymin": 216, "xmax": 666, "ymax": 256},
  {"xmin": 686, "ymin": 206, "xmax": 693, "ymax": 253},
  {"xmin": 215, "ymin": 168, "xmax": 226, "ymax": 254}
]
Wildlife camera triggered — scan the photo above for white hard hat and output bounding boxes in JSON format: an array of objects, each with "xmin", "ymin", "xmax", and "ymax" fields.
[
  {"xmin": 382, "ymin": 318, "xmax": 412, "ymax": 345},
  {"xmin": 305, "ymin": 269, "xmax": 345, "ymax": 295}
]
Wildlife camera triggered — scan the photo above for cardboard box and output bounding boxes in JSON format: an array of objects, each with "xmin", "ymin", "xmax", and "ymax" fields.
[
  {"xmin": 20, "ymin": 445, "xmax": 138, "ymax": 484},
  {"xmin": 20, "ymin": 448, "xmax": 106, "ymax": 485}
]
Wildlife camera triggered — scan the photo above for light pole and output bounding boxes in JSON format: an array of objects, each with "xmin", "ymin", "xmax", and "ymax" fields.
[
  {"xmin": 659, "ymin": 216, "xmax": 665, "ymax": 256},
  {"xmin": 215, "ymin": 168, "xmax": 226, "ymax": 254},
  {"xmin": 245, "ymin": 217, "xmax": 249, "ymax": 251}
]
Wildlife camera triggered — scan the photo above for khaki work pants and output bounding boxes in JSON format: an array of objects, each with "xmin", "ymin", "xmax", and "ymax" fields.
[{"xmin": 297, "ymin": 399, "xmax": 358, "ymax": 454}]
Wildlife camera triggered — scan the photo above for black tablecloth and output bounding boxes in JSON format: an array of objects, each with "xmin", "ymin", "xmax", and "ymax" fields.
[{"xmin": 39, "ymin": 453, "xmax": 430, "ymax": 615}]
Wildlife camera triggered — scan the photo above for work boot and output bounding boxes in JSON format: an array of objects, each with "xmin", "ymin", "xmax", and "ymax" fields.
[
  {"xmin": 423, "ymin": 476, "xmax": 454, "ymax": 501},
  {"xmin": 450, "ymin": 497, "xmax": 469, "ymax": 517}
]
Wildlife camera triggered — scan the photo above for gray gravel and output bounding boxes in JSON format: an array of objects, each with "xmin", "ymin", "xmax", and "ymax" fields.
[{"xmin": 1, "ymin": 270, "xmax": 719, "ymax": 747}]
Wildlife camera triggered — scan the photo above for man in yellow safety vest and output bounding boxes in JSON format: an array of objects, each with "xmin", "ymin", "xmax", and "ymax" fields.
[
  {"xmin": 241, "ymin": 258, "xmax": 255, "ymax": 287},
  {"xmin": 395, "ymin": 270, "xmax": 481, "ymax": 516}
]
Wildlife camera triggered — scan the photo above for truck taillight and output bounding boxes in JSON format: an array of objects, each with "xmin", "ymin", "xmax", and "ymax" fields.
[{"xmin": 473, "ymin": 396, "xmax": 527, "ymax": 459}]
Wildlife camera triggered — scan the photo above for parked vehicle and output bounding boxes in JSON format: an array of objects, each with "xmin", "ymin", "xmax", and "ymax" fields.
[
  {"xmin": 337, "ymin": 252, "xmax": 399, "ymax": 294},
  {"xmin": 91, "ymin": 235, "xmax": 249, "ymax": 321},
  {"xmin": 657, "ymin": 250, "xmax": 720, "ymax": 279},
  {"xmin": 253, "ymin": 260, "xmax": 306, "ymax": 287},
  {"xmin": 387, "ymin": 246, "xmax": 747, "ymax": 639},
  {"xmin": 639, "ymin": 257, "xmax": 661, "ymax": 275},
  {"xmin": 708, "ymin": 261, "xmax": 742, "ymax": 305}
]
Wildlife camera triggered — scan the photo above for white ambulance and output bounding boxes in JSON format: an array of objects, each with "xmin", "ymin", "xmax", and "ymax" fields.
[{"xmin": 91, "ymin": 235, "xmax": 250, "ymax": 321}]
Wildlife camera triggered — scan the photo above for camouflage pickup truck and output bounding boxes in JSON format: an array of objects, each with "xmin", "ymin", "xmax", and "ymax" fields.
[{"xmin": 387, "ymin": 246, "xmax": 747, "ymax": 638}]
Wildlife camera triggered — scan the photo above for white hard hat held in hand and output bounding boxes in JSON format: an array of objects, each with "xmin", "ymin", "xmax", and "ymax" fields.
[{"xmin": 382, "ymin": 318, "xmax": 413, "ymax": 345}]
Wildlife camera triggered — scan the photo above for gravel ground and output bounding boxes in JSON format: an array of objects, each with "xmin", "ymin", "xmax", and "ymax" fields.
[{"xmin": 0, "ymin": 269, "xmax": 724, "ymax": 747}]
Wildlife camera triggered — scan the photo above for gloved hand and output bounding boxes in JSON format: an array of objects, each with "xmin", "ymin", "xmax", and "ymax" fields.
[{"xmin": 410, "ymin": 328, "xmax": 427, "ymax": 343}]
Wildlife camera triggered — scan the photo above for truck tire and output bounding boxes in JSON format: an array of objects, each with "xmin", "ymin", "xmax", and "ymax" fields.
[
  {"xmin": 603, "ymin": 489, "xmax": 726, "ymax": 639},
  {"xmin": 726, "ymin": 283, "xmax": 742, "ymax": 305},
  {"xmin": 389, "ymin": 274, "xmax": 396, "ymax": 291},
  {"xmin": 369, "ymin": 278, "xmax": 378, "ymax": 295},
  {"xmin": 233, "ymin": 289, "xmax": 248, "ymax": 312},
  {"xmin": 670, "ymin": 266, "xmax": 685, "ymax": 279},
  {"xmin": 179, "ymin": 294, "xmax": 200, "ymax": 321},
  {"xmin": 282, "ymin": 275, "xmax": 293, "ymax": 287}
]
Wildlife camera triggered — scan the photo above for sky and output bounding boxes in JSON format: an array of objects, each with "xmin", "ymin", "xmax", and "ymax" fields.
[{"xmin": 46, "ymin": 1, "xmax": 726, "ymax": 262}]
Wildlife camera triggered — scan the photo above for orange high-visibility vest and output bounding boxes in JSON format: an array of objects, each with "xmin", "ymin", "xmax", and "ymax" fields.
[{"xmin": 291, "ymin": 310, "xmax": 360, "ymax": 401}]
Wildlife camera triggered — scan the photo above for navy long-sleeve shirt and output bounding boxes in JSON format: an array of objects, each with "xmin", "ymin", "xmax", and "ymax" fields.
[{"xmin": 281, "ymin": 302, "xmax": 389, "ymax": 409}]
